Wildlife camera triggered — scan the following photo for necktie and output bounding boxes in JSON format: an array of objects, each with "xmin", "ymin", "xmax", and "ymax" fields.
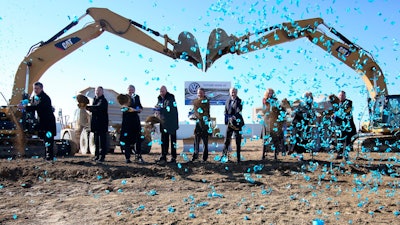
[{"xmin": 230, "ymin": 99, "xmax": 235, "ymax": 113}]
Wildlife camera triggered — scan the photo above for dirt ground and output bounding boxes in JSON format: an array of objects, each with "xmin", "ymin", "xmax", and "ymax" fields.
[{"xmin": 1, "ymin": 139, "xmax": 400, "ymax": 225}]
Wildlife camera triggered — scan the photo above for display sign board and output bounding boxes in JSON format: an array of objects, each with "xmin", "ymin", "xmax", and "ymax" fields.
[{"xmin": 184, "ymin": 81, "xmax": 231, "ymax": 105}]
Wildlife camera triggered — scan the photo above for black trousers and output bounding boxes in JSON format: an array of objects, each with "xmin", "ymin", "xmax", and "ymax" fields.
[
  {"xmin": 194, "ymin": 133, "xmax": 209, "ymax": 161},
  {"xmin": 337, "ymin": 131, "xmax": 352, "ymax": 156},
  {"xmin": 122, "ymin": 132, "xmax": 142, "ymax": 160},
  {"xmin": 223, "ymin": 126, "xmax": 242, "ymax": 161},
  {"xmin": 39, "ymin": 130, "xmax": 54, "ymax": 160},
  {"xmin": 161, "ymin": 131, "xmax": 177, "ymax": 160},
  {"xmin": 94, "ymin": 131, "xmax": 107, "ymax": 159},
  {"xmin": 44, "ymin": 135, "xmax": 54, "ymax": 160},
  {"xmin": 262, "ymin": 132, "xmax": 283, "ymax": 160}
]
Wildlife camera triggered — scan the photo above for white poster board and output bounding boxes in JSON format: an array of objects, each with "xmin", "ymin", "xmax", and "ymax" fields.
[{"xmin": 184, "ymin": 81, "xmax": 231, "ymax": 105}]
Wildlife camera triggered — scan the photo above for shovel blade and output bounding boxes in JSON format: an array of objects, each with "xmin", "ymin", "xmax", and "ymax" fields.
[
  {"xmin": 174, "ymin": 31, "xmax": 203, "ymax": 70},
  {"xmin": 205, "ymin": 28, "xmax": 236, "ymax": 71}
]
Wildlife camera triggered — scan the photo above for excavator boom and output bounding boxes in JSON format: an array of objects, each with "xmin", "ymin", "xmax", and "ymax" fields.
[
  {"xmin": 10, "ymin": 7, "xmax": 202, "ymax": 105},
  {"xmin": 206, "ymin": 17, "xmax": 399, "ymax": 151},
  {"xmin": 1, "ymin": 7, "xmax": 203, "ymax": 157},
  {"xmin": 11, "ymin": 23, "xmax": 102, "ymax": 105},
  {"xmin": 206, "ymin": 18, "xmax": 387, "ymax": 99}
]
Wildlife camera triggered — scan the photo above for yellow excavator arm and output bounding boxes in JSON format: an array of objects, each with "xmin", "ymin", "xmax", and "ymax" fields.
[
  {"xmin": 10, "ymin": 7, "xmax": 202, "ymax": 105},
  {"xmin": 206, "ymin": 17, "xmax": 387, "ymax": 99}
]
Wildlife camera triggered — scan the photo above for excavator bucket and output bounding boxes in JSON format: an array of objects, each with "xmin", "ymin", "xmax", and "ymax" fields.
[
  {"xmin": 205, "ymin": 28, "xmax": 237, "ymax": 71},
  {"xmin": 173, "ymin": 31, "xmax": 203, "ymax": 70}
]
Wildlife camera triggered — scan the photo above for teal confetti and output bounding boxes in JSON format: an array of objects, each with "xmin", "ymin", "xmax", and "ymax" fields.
[
  {"xmin": 168, "ymin": 206, "xmax": 176, "ymax": 213},
  {"xmin": 46, "ymin": 131, "xmax": 52, "ymax": 138},
  {"xmin": 220, "ymin": 155, "xmax": 228, "ymax": 163},
  {"xmin": 197, "ymin": 202, "xmax": 209, "ymax": 207},
  {"xmin": 147, "ymin": 189, "xmax": 157, "ymax": 196}
]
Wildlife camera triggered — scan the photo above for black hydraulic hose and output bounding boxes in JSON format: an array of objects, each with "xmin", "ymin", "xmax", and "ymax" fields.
[
  {"xmin": 40, "ymin": 20, "xmax": 79, "ymax": 46},
  {"xmin": 329, "ymin": 27, "xmax": 357, "ymax": 48},
  {"xmin": 130, "ymin": 20, "xmax": 160, "ymax": 37},
  {"xmin": 256, "ymin": 25, "xmax": 281, "ymax": 35}
]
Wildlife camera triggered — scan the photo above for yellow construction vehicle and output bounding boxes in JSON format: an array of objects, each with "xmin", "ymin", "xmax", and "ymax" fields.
[
  {"xmin": 0, "ymin": 7, "xmax": 202, "ymax": 157},
  {"xmin": 205, "ymin": 18, "xmax": 400, "ymax": 152}
]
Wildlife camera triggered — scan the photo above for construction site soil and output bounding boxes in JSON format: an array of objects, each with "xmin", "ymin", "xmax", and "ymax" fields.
[{"xmin": 1, "ymin": 140, "xmax": 399, "ymax": 225}]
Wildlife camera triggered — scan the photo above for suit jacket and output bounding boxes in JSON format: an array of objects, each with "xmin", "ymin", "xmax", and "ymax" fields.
[
  {"xmin": 224, "ymin": 97, "xmax": 244, "ymax": 127},
  {"xmin": 193, "ymin": 97, "xmax": 210, "ymax": 135},
  {"xmin": 334, "ymin": 99, "xmax": 357, "ymax": 136},
  {"xmin": 293, "ymin": 102, "xmax": 316, "ymax": 129},
  {"xmin": 261, "ymin": 97, "xmax": 285, "ymax": 135},
  {"xmin": 131, "ymin": 94, "xmax": 143, "ymax": 111},
  {"xmin": 26, "ymin": 91, "xmax": 56, "ymax": 136},
  {"xmin": 121, "ymin": 94, "xmax": 142, "ymax": 138},
  {"xmin": 156, "ymin": 92, "xmax": 179, "ymax": 134},
  {"xmin": 87, "ymin": 95, "xmax": 109, "ymax": 133}
]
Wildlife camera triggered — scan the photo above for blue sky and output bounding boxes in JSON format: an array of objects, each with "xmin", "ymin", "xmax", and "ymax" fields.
[{"xmin": 1, "ymin": 0, "xmax": 399, "ymax": 126}]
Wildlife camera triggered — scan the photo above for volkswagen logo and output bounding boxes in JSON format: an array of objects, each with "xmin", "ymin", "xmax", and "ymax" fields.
[{"xmin": 188, "ymin": 82, "xmax": 201, "ymax": 94}]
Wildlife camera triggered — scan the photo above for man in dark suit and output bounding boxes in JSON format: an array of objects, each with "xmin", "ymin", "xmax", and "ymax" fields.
[
  {"xmin": 291, "ymin": 91, "xmax": 316, "ymax": 155},
  {"xmin": 333, "ymin": 90, "xmax": 357, "ymax": 159},
  {"xmin": 222, "ymin": 87, "xmax": 244, "ymax": 163},
  {"xmin": 155, "ymin": 85, "xmax": 179, "ymax": 164},
  {"xmin": 191, "ymin": 87, "xmax": 211, "ymax": 162},
  {"xmin": 120, "ymin": 85, "xmax": 144, "ymax": 163},
  {"xmin": 18, "ymin": 81, "xmax": 56, "ymax": 161},
  {"xmin": 86, "ymin": 86, "xmax": 109, "ymax": 162}
]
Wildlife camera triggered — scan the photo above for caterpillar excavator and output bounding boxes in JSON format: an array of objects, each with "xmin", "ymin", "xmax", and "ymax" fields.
[
  {"xmin": 206, "ymin": 18, "xmax": 400, "ymax": 152},
  {"xmin": 0, "ymin": 7, "xmax": 203, "ymax": 157}
]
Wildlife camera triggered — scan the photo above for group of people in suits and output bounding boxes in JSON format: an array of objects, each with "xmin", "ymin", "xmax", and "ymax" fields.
[
  {"xmin": 260, "ymin": 89, "xmax": 357, "ymax": 161},
  {"xmin": 18, "ymin": 80, "xmax": 355, "ymax": 163}
]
